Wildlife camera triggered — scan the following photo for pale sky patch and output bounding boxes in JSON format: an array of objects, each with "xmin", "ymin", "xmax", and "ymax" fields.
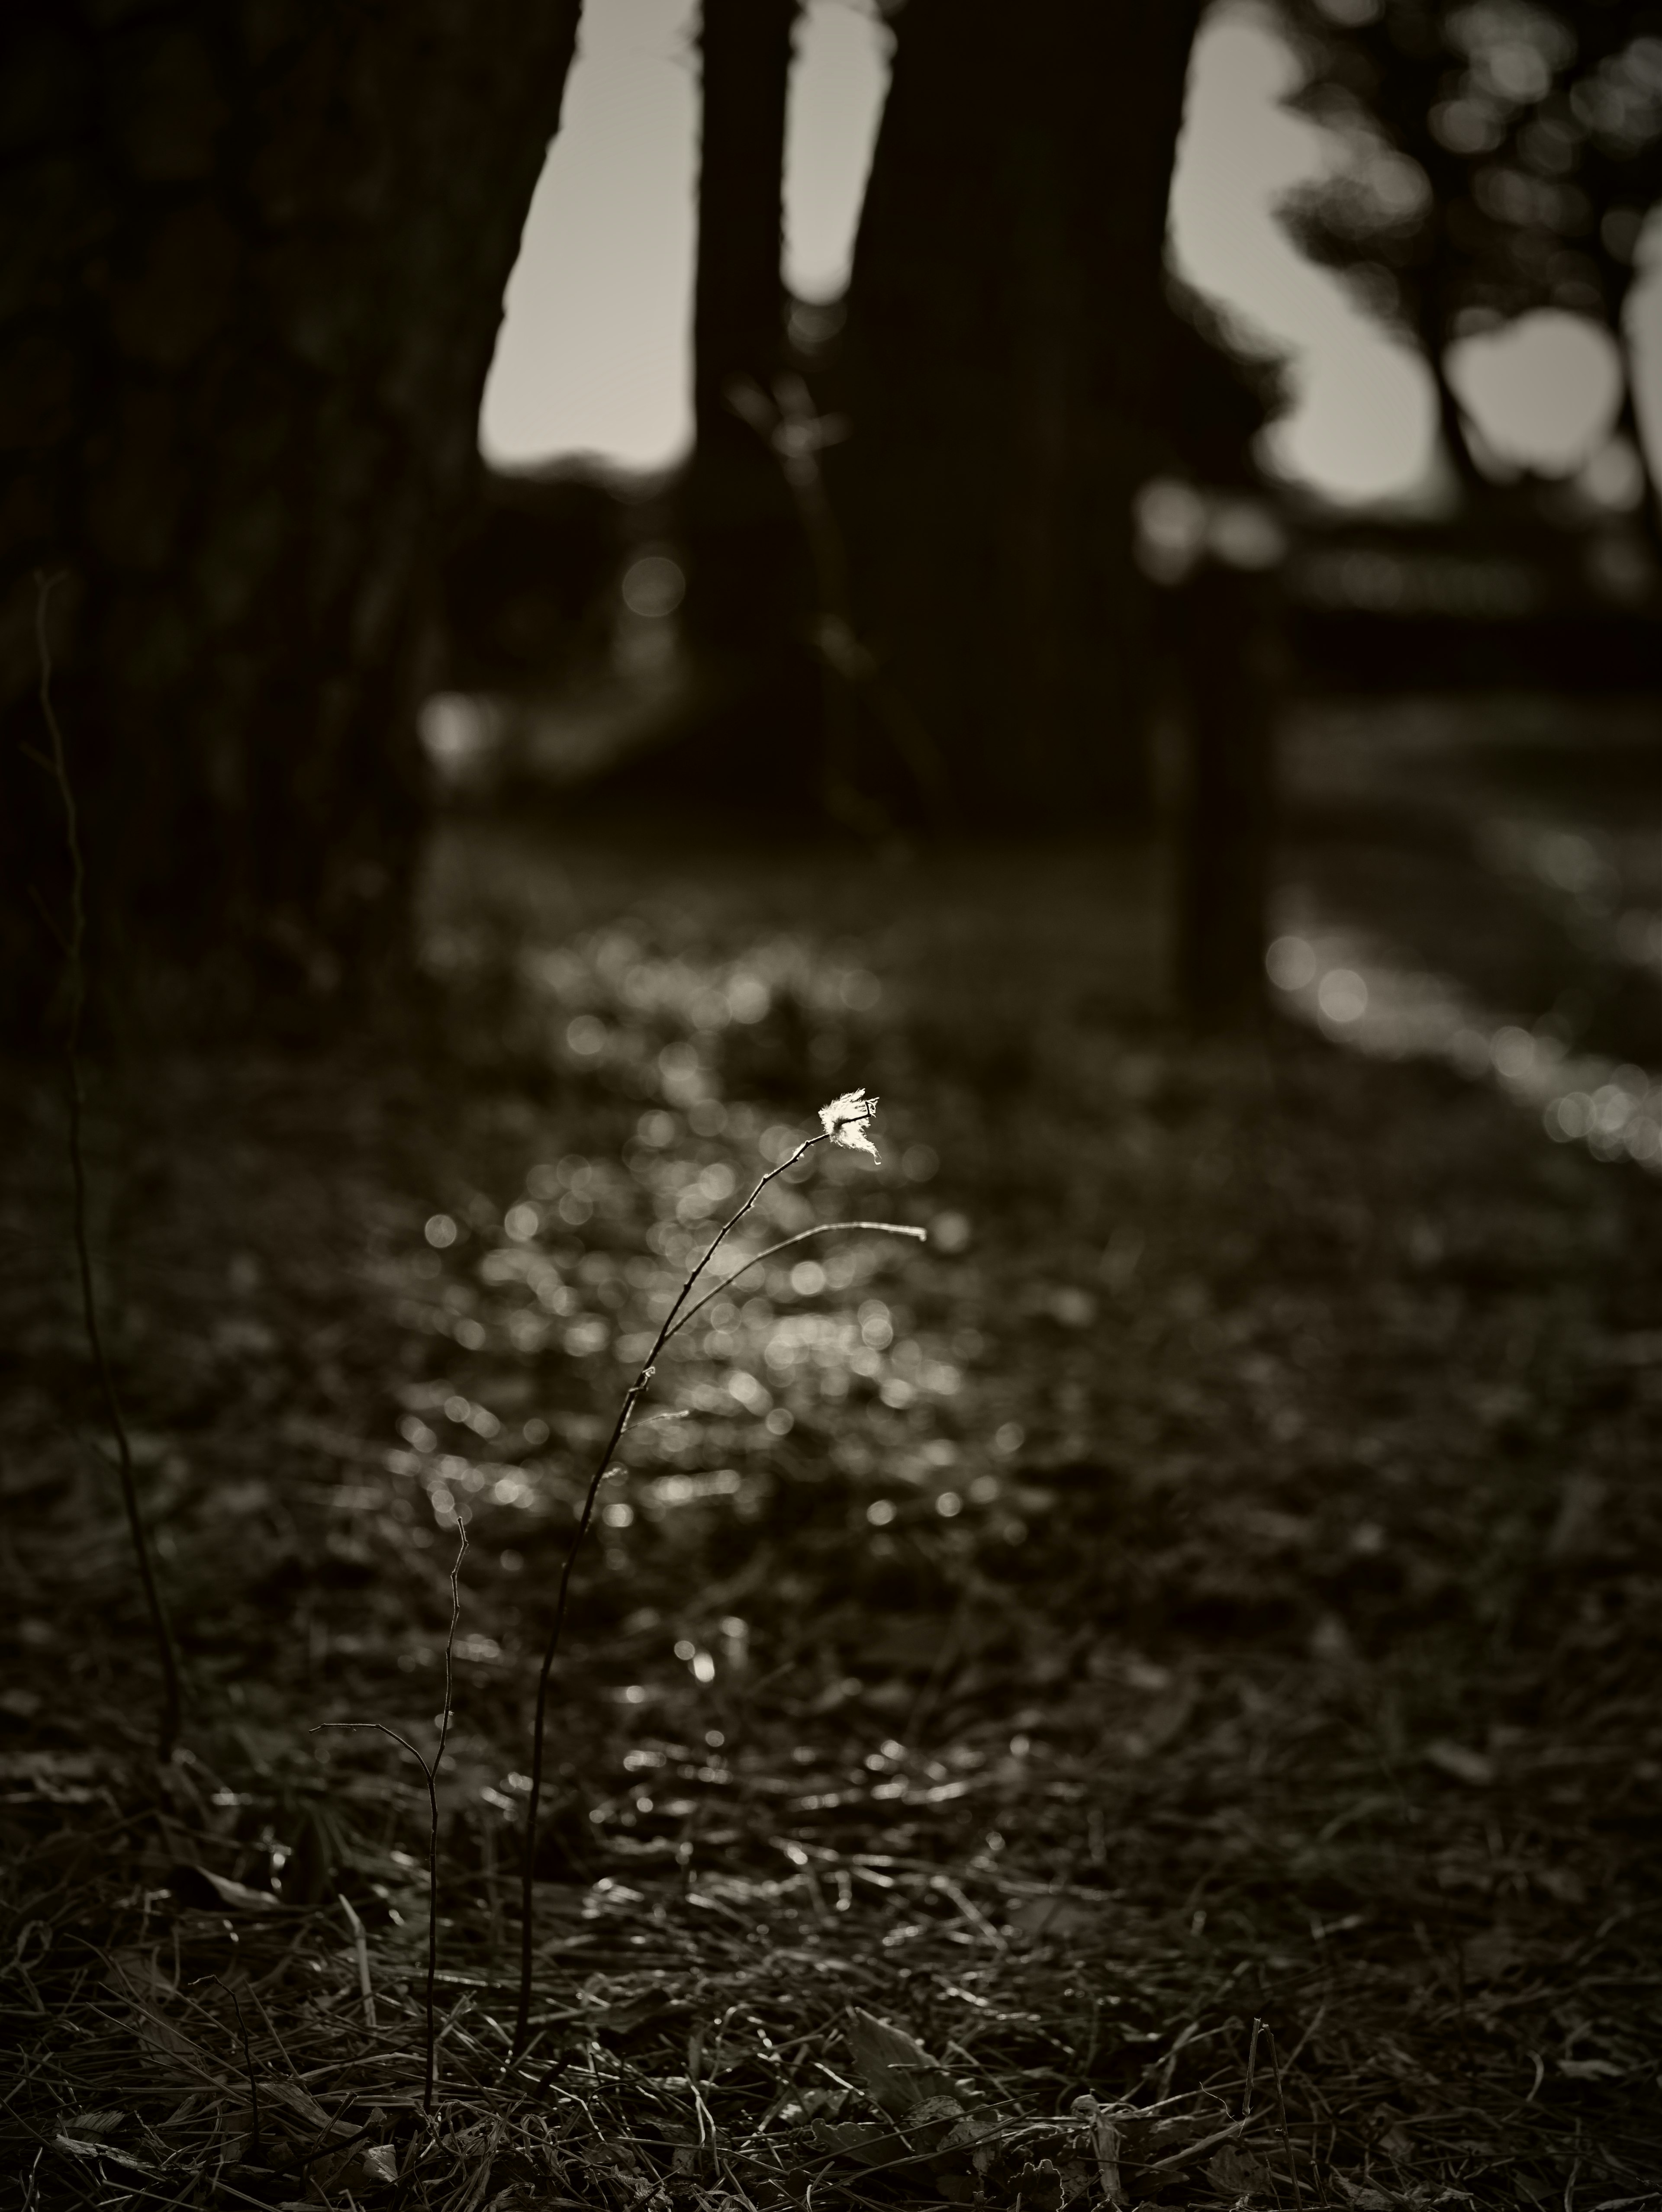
[{"xmin": 482, "ymin": 0, "xmax": 1661, "ymax": 505}]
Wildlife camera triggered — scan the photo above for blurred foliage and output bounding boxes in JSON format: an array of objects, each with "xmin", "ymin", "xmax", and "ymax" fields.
[{"xmin": 1274, "ymin": 0, "xmax": 1662, "ymax": 510}]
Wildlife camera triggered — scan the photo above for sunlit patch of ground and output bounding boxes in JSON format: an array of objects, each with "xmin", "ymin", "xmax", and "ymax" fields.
[
  {"xmin": 3, "ymin": 787, "xmax": 1660, "ymax": 2206},
  {"xmin": 1278, "ymin": 692, "xmax": 1662, "ymax": 1174}
]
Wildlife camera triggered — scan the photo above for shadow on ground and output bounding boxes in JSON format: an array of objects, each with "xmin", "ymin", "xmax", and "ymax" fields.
[{"xmin": 3, "ymin": 778, "xmax": 1659, "ymax": 2206}]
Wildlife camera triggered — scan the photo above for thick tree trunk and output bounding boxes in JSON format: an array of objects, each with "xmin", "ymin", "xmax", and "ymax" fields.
[
  {"xmin": 1, "ymin": 0, "xmax": 581, "ymax": 1031},
  {"xmin": 832, "ymin": 0, "xmax": 1203, "ymax": 828},
  {"xmin": 680, "ymin": 0, "xmax": 804, "ymax": 661}
]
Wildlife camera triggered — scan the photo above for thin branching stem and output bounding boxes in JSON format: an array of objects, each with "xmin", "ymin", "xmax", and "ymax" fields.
[
  {"xmin": 1266, "ymin": 2025, "xmax": 1306, "ymax": 2212},
  {"xmin": 515, "ymin": 1123, "xmax": 920, "ymax": 2054},
  {"xmin": 428, "ymin": 1518, "xmax": 467, "ymax": 2111},
  {"xmin": 661, "ymin": 1220, "xmax": 926, "ymax": 1349},
  {"xmin": 31, "ymin": 571, "xmax": 182, "ymax": 1760},
  {"xmin": 225, "ymin": 1983, "xmax": 261, "ymax": 2156},
  {"xmin": 513, "ymin": 1133, "xmax": 821, "ymax": 2052},
  {"xmin": 662, "ymin": 1132, "xmax": 822, "ymax": 1337}
]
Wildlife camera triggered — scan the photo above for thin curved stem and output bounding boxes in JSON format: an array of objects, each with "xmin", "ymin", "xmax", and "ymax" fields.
[
  {"xmin": 513, "ymin": 1133, "xmax": 829, "ymax": 2054},
  {"xmin": 313, "ymin": 1506, "xmax": 465, "ymax": 2121},
  {"xmin": 312, "ymin": 1720, "xmax": 428, "ymax": 1764},
  {"xmin": 314, "ymin": 1721, "xmax": 440, "ymax": 2112},
  {"xmin": 33, "ymin": 572, "xmax": 182, "ymax": 1760},
  {"xmin": 425, "ymin": 1520, "xmax": 467, "ymax": 2110},
  {"xmin": 512, "ymin": 1377, "xmax": 647, "ymax": 2056},
  {"xmin": 657, "ymin": 1134, "xmax": 822, "ymax": 1338},
  {"xmin": 661, "ymin": 1220, "xmax": 926, "ymax": 1349}
]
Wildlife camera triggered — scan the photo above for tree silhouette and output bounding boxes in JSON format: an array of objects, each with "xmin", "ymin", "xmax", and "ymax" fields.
[
  {"xmin": 1539, "ymin": 12, "xmax": 1662, "ymax": 547},
  {"xmin": 2, "ymin": 0, "xmax": 581, "ymax": 1028},
  {"xmin": 833, "ymin": 0, "xmax": 1205, "ymax": 826},
  {"xmin": 1275, "ymin": 0, "xmax": 1662, "ymax": 536},
  {"xmin": 680, "ymin": 0, "xmax": 806, "ymax": 664}
]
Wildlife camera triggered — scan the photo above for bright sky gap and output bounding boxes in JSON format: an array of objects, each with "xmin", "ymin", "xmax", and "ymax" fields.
[{"xmin": 479, "ymin": 0, "xmax": 1662, "ymax": 504}]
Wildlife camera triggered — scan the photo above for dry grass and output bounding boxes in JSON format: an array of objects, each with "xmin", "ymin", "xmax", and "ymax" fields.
[{"xmin": 3, "ymin": 823, "xmax": 1660, "ymax": 2208}]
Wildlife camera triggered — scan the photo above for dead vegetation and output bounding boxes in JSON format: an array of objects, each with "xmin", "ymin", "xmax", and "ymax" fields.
[{"xmin": 3, "ymin": 825, "xmax": 1660, "ymax": 2209}]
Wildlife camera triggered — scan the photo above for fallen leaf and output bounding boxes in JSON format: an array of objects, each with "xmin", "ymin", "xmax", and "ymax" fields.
[
  {"xmin": 1010, "ymin": 1893, "xmax": 1104, "ymax": 1939},
  {"xmin": 1332, "ymin": 2178, "xmax": 1398, "ymax": 2211},
  {"xmin": 53, "ymin": 2136, "xmax": 152, "ymax": 2174},
  {"xmin": 263, "ymin": 2078, "xmax": 338, "ymax": 2133},
  {"xmin": 1012, "ymin": 2157, "xmax": 1063, "ymax": 2212},
  {"xmin": 1424, "ymin": 1739, "xmax": 1495, "ymax": 1788},
  {"xmin": 812, "ymin": 2118, "xmax": 908, "ymax": 2167},
  {"xmin": 1208, "ymin": 2142, "xmax": 1273, "ymax": 2193},
  {"xmin": 846, "ymin": 2008, "xmax": 955, "ymax": 2118},
  {"xmin": 167, "ymin": 1862, "xmax": 283, "ymax": 1914},
  {"xmin": 1463, "ymin": 1927, "xmax": 1523, "ymax": 1982},
  {"xmin": 0, "ymin": 1748, "xmax": 102, "ymax": 1803},
  {"xmin": 1072, "ymin": 2097, "xmax": 1124, "ymax": 2205}
]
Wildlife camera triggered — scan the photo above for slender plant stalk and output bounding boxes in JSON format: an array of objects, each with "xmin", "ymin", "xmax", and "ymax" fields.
[
  {"xmin": 226, "ymin": 1983, "xmax": 263, "ymax": 2158},
  {"xmin": 1265, "ymin": 2024, "xmax": 1305, "ymax": 2212},
  {"xmin": 662, "ymin": 1219, "xmax": 925, "ymax": 1349},
  {"xmin": 30, "ymin": 572, "xmax": 183, "ymax": 1761},
  {"xmin": 316, "ymin": 1518, "xmax": 467, "ymax": 2113},
  {"xmin": 512, "ymin": 1110, "xmax": 921, "ymax": 2054},
  {"xmin": 428, "ymin": 1516, "xmax": 467, "ymax": 2109}
]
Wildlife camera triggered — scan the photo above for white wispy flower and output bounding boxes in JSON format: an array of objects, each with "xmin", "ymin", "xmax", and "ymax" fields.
[{"xmin": 818, "ymin": 1088, "xmax": 880, "ymax": 1160}]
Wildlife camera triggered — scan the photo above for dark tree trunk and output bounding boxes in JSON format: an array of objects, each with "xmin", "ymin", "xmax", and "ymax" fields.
[
  {"xmin": 1172, "ymin": 562, "xmax": 1277, "ymax": 1028},
  {"xmin": 1, "ymin": 0, "xmax": 581, "ymax": 1032},
  {"xmin": 832, "ymin": 0, "xmax": 1203, "ymax": 828},
  {"xmin": 680, "ymin": 0, "xmax": 804, "ymax": 661}
]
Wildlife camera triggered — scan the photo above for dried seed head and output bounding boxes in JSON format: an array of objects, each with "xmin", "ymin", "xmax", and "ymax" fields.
[{"xmin": 818, "ymin": 1088, "xmax": 880, "ymax": 1161}]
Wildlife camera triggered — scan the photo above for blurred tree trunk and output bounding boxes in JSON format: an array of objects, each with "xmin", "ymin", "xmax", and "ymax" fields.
[
  {"xmin": 680, "ymin": 0, "xmax": 804, "ymax": 662},
  {"xmin": 1172, "ymin": 562, "xmax": 1277, "ymax": 1027},
  {"xmin": 1, "ymin": 0, "xmax": 582, "ymax": 1032},
  {"xmin": 833, "ymin": 0, "xmax": 1203, "ymax": 827}
]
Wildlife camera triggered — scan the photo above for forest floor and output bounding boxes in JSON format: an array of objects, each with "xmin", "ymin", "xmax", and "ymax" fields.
[{"xmin": 4, "ymin": 698, "xmax": 1662, "ymax": 2211}]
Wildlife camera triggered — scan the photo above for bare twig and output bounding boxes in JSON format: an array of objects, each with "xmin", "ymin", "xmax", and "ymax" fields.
[
  {"xmin": 1266, "ymin": 2024, "xmax": 1306, "ymax": 2212},
  {"xmin": 315, "ymin": 1517, "xmax": 468, "ymax": 2112},
  {"xmin": 29, "ymin": 570, "xmax": 183, "ymax": 1760},
  {"xmin": 661, "ymin": 1219, "xmax": 925, "ymax": 1347},
  {"xmin": 225, "ymin": 1984, "xmax": 261, "ymax": 2157},
  {"xmin": 512, "ymin": 1094, "xmax": 921, "ymax": 2054},
  {"xmin": 431, "ymin": 1514, "xmax": 467, "ymax": 2105}
]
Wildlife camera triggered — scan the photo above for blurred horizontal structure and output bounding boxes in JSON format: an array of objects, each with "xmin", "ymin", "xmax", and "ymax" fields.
[{"xmin": 1276, "ymin": 473, "xmax": 1662, "ymax": 690}]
